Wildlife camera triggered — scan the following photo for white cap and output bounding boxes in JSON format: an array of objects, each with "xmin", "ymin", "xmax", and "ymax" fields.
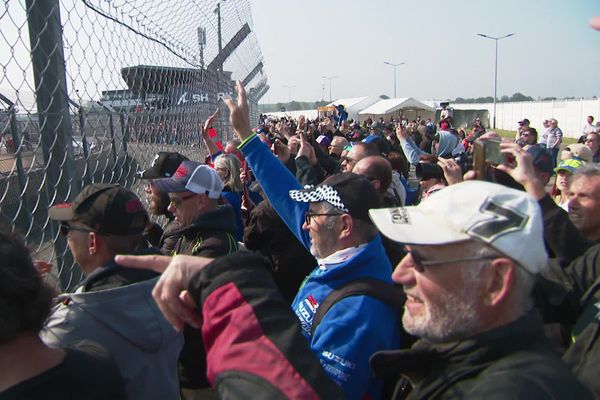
[
  {"xmin": 185, "ymin": 165, "xmax": 224, "ymax": 199},
  {"xmin": 369, "ymin": 181, "xmax": 547, "ymax": 274}
]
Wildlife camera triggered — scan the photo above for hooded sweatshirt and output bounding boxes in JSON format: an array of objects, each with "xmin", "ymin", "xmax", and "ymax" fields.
[{"xmin": 40, "ymin": 257, "xmax": 183, "ymax": 400}]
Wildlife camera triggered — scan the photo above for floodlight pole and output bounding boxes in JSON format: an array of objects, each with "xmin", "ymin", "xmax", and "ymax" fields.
[
  {"xmin": 477, "ymin": 33, "xmax": 516, "ymax": 129},
  {"xmin": 322, "ymin": 75, "xmax": 338, "ymax": 102},
  {"xmin": 383, "ymin": 61, "xmax": 405, "ymax": 98},
  {"xmin": 283, "ymin": 85, "xmax": 295, "ymax": 102}
]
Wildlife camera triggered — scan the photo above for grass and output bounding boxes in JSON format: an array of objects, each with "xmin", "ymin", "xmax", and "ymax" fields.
[{"xmin": 495, "ymin": 129, "xmax": 578, "ymax": 146}]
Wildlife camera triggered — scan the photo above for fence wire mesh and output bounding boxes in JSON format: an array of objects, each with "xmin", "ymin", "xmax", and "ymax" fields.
[{"xmin": 1, "ymin": 0, "xmax": 268, "ymax": 290}]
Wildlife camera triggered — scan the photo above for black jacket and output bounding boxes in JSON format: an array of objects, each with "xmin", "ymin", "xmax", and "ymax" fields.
[
  {"xmin": 370, "ymin": 312, "xmax": 592, "ymax": 399},
  {"xmin": 534, "ymin": 194, "xmax": 600, "ymax": 395},
  {"xmin": 173, "ymin": 204, "xmax": 238, "ymax": 257},
  {"xmin": 173, "ymin": 204, "xmax": 239, "ymax": 390},
  {"xmin": 144, "ymin": 218, "xmax": 182, "ymax": 255},
  {"xmin": 538, "ymin": 245, "xmax": 600, "ymax": 397}
]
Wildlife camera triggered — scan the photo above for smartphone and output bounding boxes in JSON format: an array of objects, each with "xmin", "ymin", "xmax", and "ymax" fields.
[{"xmin": 473, "ymin": 140, "xmax": 505, "ymax": 179}]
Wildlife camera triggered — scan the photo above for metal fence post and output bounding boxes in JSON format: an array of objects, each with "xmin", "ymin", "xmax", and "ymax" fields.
[
  {"xmin": 26, "ymin": 0, "xmax": 79, "ymax": 290},
  {"xmin": 67, "ymin": 97, "xmax": 92, "ymax": 185},
  {"xmin": 119, "ymin": 112, "xmax": 129, "ymax": 155},
  {"xmin": 0, "ymin": 93, "xmax": 32, "ymax": 233}
]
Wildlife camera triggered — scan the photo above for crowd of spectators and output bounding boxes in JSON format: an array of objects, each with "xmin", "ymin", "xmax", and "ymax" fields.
[{"xmin": 3, "ymin": 80, "xmax": 600, "ymax": 400}]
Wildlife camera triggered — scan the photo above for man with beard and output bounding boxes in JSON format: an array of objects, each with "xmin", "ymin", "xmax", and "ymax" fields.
[
  {"xmin": 138, "ymin": 151, "xmax": 188, "ymax": 255},
  {"xmin": 368, "ymin": 180, "xmax": 591, "ymax": 399},
  {"xmin": 567, "ymin": 163, "xmax": 600, "ymax": 241}
]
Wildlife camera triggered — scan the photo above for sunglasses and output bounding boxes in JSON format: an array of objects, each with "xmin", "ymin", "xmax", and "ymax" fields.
[
  {"xmin": 407, "ymin": 249, "xmax": 498, "ymax": 273},
  {"xmin": 60, "ymin": 223, "xmax": 96, "ymax": 236},
  {"xmin": 169, "ymin": 193, "xmax": 196, "ymax": 208}
]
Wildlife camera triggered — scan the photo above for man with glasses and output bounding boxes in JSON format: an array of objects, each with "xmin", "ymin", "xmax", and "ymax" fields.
[
  {"xmin": 584, "ymin": 132, "xmax": 600, "ymax": 163},
  {"xmin": 152, "ymin": 160, "xmax": 238, "ymax": 398},
  {"xmin": 328, "ymin": 135, "xmax": 348, "ymax": 159},
  {"xmin": 137, "ymin": 151, "xmax": 188, "ymax": 254},
  {"xmin": 152, "ymin": 160, "xmax": 238, "ymax": 257},
  {"xmin": 42, "ymin": 183, "xmax": 183, "ymax": 400},
  {"xmin": 368, "ymin": 180, "xmax": 591, "ymax": 398},
  {"xmin": 218, "ymin": 82, "xmax": 401, "ymax": 400}
]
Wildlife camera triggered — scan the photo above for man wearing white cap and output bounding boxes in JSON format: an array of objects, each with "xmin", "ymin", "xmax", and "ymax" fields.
[
  {"xmin": 153, "ymin": 160, "xmax": 239, "ymax": 396},
  {"xmin": 368, "ymin": 180, "xmax": 591, "ymax": 398},
  {"xmin": 153, "ymin": 160, "xmax": 238, "ymax": 257}
]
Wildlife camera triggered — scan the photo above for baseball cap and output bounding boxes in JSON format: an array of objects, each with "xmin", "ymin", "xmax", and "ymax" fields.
[
  {"xmin": 289, "ymin": 173, "xmax": 381, "ymax": 224},
  {"xmin": 316, "ymin": 135, "xmax": 331, "ymax": 147},
  {"xmin": 154, "ymin": 161, "xmax": 224, "ymax": 199},
  {"xmin": 526, "ymin": 145, "xmax": 553, "ymax": 174},
  {"xmin": 137, "ymin": 152, "xmax": 188, "ymax": 179},
  {"xmin": 554, "ymin": 158, "xmax": 585, "ymax": 174},
  {"xmin": 49, "ymin": 184, "xmax": 148, "ymax": 235},
  {"xmin": 562, "ymin": 143, "xmax": 592, "ymax": 163},
  {"xmin": 370, "ymin": 180, "xmax": 547, "ymax": 274},
  {"xmin": 518, "ymin": 118, "xmax": 530, "ymax": 125},
  {"xmin": 362, "ymin": 134, "xmax": 381, "ymax": 144}
]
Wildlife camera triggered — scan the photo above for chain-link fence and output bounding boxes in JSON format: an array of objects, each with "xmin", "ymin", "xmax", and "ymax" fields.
[{"xmin": 1, "ymin": 0, "xmax": 268, "ymax": 290}]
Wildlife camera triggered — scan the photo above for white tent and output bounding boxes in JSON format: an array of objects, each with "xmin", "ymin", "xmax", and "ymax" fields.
[
  {"xmin": 326, "ymin": 96, "xmax": 379, "ymax": 121},
  {"xmin": 265, "ymin": 109, "xmax": 319, "ymax": 120},
  {"xmin": 358, "ymin": 98, "xmax": 434, "ymax": 122}
]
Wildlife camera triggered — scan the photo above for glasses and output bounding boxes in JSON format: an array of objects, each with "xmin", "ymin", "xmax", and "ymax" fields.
[
  {"xmin": 407, "ymin": 250, "xmax": 498, "ymax": 273},
  {"xmin": 169, "ymin": 193, "xmax": 196, "ymax": 208},
  {"xmin": 304, "ymin": 212, "xmax": 343, "ymax": 226},
  {"xmin": 60, "ymin": 223, "xmax": 96, "ymax": 237}
]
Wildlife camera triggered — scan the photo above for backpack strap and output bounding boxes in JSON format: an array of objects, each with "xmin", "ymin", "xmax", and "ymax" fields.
[{"xmin": 310, "ymin": 278, "xmax": 406, "ymax": 337}]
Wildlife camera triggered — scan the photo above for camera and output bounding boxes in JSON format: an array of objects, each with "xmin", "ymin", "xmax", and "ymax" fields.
[
  {"xmin": 416, "ymin": 153, "xmax": 472, "ymax": 181},
  {"xmin": 416, "ymin": 162, "xmax": 444, "ymax": 181}
]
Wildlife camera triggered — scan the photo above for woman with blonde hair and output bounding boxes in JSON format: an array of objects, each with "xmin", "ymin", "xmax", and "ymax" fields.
[{"xmin": 214, "ymin": 154, "xmax": 245, "ymax": 240}]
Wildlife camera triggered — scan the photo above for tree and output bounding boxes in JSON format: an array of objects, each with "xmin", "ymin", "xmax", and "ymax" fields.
[{"xmin": 509, "ymin": 92, "xmax": 534, "ymax": 102}]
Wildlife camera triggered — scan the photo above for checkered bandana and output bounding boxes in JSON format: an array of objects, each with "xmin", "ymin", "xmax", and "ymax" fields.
[{"xmin": 289, "ymin": 185, "xmax": 349, "ymax": 212}]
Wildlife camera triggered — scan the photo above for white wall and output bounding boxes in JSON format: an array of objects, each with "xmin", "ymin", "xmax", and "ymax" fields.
[{"xmin": 454, "ymin": 98, "xmax": 600, "ymax": 138}]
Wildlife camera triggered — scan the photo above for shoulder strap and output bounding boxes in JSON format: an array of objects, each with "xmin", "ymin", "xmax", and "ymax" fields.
[{"xmin": 310, "ymin": 278, "xmax": 405, "ymax": 337}]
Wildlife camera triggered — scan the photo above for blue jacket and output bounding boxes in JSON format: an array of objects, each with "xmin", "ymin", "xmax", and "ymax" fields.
[{"xmin": 241, "ymin": 135, "xmax": 401, "ymax": 400}]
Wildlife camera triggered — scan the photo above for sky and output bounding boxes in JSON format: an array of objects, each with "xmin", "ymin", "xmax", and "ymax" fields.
[{"xmin": 250, "ymin": 0, "xmax": 600, "ymax": 104}]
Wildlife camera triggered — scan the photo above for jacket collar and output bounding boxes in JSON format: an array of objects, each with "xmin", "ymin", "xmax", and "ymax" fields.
[{"xmin": 371, "ymin": 311, "xmax": 545, "ymax": 385}]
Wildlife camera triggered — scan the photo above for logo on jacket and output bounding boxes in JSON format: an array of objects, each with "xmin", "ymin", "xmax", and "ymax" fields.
[{"xmin": 306, "ymin": 294, "xmax": 319, "ymax": 313}]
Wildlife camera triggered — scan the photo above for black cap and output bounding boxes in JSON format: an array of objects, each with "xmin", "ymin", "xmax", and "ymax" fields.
[
  {"xmin": 518, "ymin": 118, "xmax": 530, "ymax": 125},
  {"xmin": 49, "ymin": 184, "xmax": 148, "ymax": 235},
  {"xmin": 137, "ymin": 152, "xmax": 188, "ymax": 179},
  {"xmin": 526, "ymin": 145, "xmax": 553, "ymax": 174},
  {"xmin": 288, "ymin": 173, "xmax": 381, "ymax": 224}
]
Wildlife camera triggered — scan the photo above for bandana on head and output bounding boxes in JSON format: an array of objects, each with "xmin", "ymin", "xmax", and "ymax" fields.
[{"xmin": 289, "ymin": 185, "xmax": 349, "ymax": 212}]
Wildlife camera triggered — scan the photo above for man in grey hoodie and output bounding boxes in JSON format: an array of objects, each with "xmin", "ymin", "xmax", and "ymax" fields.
[{"xmin": 41, "ymin": 184, "xmax": 183, "ymax": 400}]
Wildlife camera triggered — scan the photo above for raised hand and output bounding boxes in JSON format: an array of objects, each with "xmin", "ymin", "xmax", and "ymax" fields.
[
  {"xmin": 202, "ymin": 109, "xmax": 219, "ymax": 135},
  {"xmin": 223, "ymin": 81, "xmax": 253, "ymax": 140},
  {"xmin": 496, "ymin": 142, "xmax": 546, "ymax": 200}
]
